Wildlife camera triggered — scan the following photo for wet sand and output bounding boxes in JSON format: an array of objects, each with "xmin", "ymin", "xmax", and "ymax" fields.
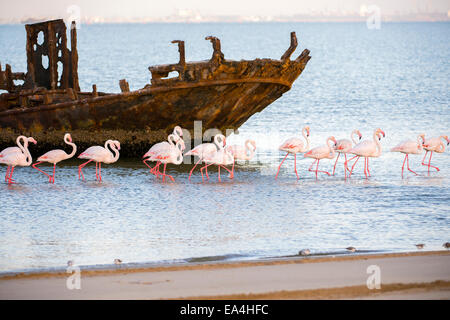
[{"xmin": 0, "ymin": 251, "xmax": 449, "ymax": 299}]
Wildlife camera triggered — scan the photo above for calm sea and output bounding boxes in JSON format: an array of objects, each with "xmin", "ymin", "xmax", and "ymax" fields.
[{"xmin": 0, "ymin": 22, "xmax": 449, "ymax": 273}]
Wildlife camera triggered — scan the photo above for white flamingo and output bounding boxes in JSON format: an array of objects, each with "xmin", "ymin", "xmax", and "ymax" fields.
[
  {"xmin": 332, "ymin": 129, "xmax": 362, "ymax": 178},
  {"xmin": 148, "ymin": 139, "xmax": 184, "ymax": 182},
  {"xmin": 78, "ymin": 140, "xmax": 121, "ymax": 182},
  {"xmin": 304, "ymin": 136, "xmax": 338, "ymax": 179},
  {"xmin": 185, "ymin": 134, "xmax": 226, "ymax": 181},
  {"xmin": 421, "ymin": 135, "xmax": 449, "ymax": 173},
  {"xmin": 345, "ymin": 128, "xmax": 385, "ymax": 179},
  {"xmin": 391, "ymin": 134, "xmax": 424, "ymax": 177},
  {"xmin": 275, "ymin": 126, "xmax": 310, "ymax": 180},
  {"xmin": 0, "ymin": 136, "xmax": 37, "ymax": 182},
  {"xmin": 226, "ymin": 139, "xmax": 256, "ymax": 178},
  {"xmin": 32, "ymin": 133, "xmax": 77, "ymax": 183},
  {"xmin": 143, "ymin": 134, "xmax": 185, "ymax": 178},
  {"xmin": 0, "ymin": 137, "xmax": 36, "ymax": 184},
  {"xmin": 200, "ymin": 147, "xmax": 234, "ymax": 182}
]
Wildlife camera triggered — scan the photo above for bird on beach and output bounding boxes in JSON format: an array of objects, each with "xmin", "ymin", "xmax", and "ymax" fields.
[
  {"xmin": 226, "ymin": 139, "xmax": 256, "ymax": 179},
  {"xmin": 415, "ymin": 244, "xmax": 425, "ymax": 249},
  {"xmin": 114, "ymin": 259, "xmax": 122, "ymax": 265},
  {"xmin": 332, "ymin": 129, "xmax": 362, "ymax": 179},
  {"xmin": 199, "ymin": 145, "xmax": 234, "ymax": 183},
  {"xmin": 32, "ymin": 133, "xmax": 77, "ymax": 183},
  {"xmin": 345, "ymin": 128, "xmax": 385, "ymax": 179},
  {"xmin": 147, "ymin": 139, "xmax": 184, "ymax": 182},
  {"xmin": 304, "ymin": 136, "xmax": 338, "ymax": 179},
  {"xmin": 299, "ymin": 249, "xmax": 311, "ymax": 256},
  {"xmin": 275, "ymin": 126, "xmax": 310, "ymax": 180},
  {"xmin": 185, "ymin": 134, "xmax": 226, "ymax": 182},
  {"xmin": 143, "ymin": 134, "xmax": 185, "ymax": 179},
  {"xmin": 391, "ymin": 134, "xmax": 424, "ymax": 178},
  {"xmin": 346, "ymin": 247, "xmax": 356, "ymax": 253},
  {"xmin": 0, "ymin": 136, "xmax": 37, "ymax": 184},
  {"xmin": 443, "ymin": 242, "xmax": 450, "ymax": 249},
  {"xmin": 142, "ymin": 126, "xmax": 184, "ymax": 177},
  {"xmin": 421, "ymin": 135, "xmax": 449, "ymax": 173},
  {"xmin": 0, "ymin": 136, "xmax": 37, "ymax": 182},
  {"xmin": 78, "ymin": 140, "xmax": 121, "ymax": 182},
  {"xmin": 67, "ymin": 260, "xmax": 74, "ymax": 267}
]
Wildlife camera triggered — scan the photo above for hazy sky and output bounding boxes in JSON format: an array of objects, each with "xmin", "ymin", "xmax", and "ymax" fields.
[{"xmin": 1, "ymin": 0, "xmax": 449, "ymax": 20}]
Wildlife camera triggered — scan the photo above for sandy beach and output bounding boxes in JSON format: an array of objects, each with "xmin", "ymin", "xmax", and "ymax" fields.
[{"xmin": 1, "ymin": 251, "xmax": 449, "ymax": 300}]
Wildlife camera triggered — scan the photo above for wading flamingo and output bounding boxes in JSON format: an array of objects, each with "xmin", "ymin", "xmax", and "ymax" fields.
[
  {"xmin": 78, "ymin": 140, "xmax": 121, "ymax": 182},
  {"xmin": 226, "ymin": 139, "xmax": 256, "ymax": 179},
  {"xmin": 200, "ymin": 146, "xmax": 234, "ymax": 182},
  {"xmin": 148, "ymin": 139, "xmax": 184, "ymax": 182},
  {"xmin": 142, "ymin": 126, "xmax": 184, "ymax": 176},
  {"xmin": 391, "ymin": 134, "xmax": 424, "ymax": 177},
  {"xmin": 275, "ymin": 126, "xmax": 310, "ymax": 180},
  {"xmin": 185, "ymin": 134, "xmax": 226, "ymax": 181},
  {"xmin": 32, "ymin": 133, "xmax": 77, "ymax": 183},
  {"xmin": 345, "ymin": 128, "xmax": 385, "ymax": 179},
  {"xmin": 304, "ymin": 136, "xmax": 337, "ymax": 179},
  {"xmin": 143, "ymin": 134, "xmax": 185, "ymax": 178},
  {"xmin": 0, "ymin": 136, "xmax": 37, "ymax": 182},
  {"xmin": 0, "ymin": 137, "xmax": 36, "ymax": 184},
  {"xmin": 421, "ymin": 135, "xmax": 449, "ymax": 173},
  {"xmin": 332, "ymin": 130, "xmax": 362, "ymax": 179}
]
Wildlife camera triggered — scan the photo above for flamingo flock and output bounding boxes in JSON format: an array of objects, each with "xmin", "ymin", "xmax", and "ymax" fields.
[{"xmin": 0, "ymin": 126, "xmax": 448, "ymax": 185}]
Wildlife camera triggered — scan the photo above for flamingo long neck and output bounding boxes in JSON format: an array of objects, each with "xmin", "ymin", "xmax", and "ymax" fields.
[
  {"xmin": 65, "ymin": 136, "xmax": 77, "ymax": 159},
  {"xmin": 416, "ymin": 135, "xmax": 424, "ymax": 151},
  {"xmin": 214, "ymin": 135, "xmax": 224, "ymax": 150},
  {"xmin": 105, "ymin": 140, "xmax": 120, "ymax": 162},
  {"xmin": 173, "ymin": 142, "xmax": 184, "ymax": 165},
  {"xmin": 326, "ymin": 137, "xmax": 335, "ymax": 159},
  {"xmin": 372, "ymin": 131, "xmax": 382, "ymax": 157},
  {"xmin": 245, "ymin": 140, "xmax": 255, "ymax": 160},
  {"xmin": 351, "ymin": 130, "xmax": 359, "ymax": 145},
  {"xmin": 16, "ymin": 135, "xmax": 26, "ymax": 151},
  {"xmin": 22, "ymin": 139, "xmax": 32, "ymax": 165},
  {"xmin": 168, "ymin": 134, "xmax": 176, "ymax": 146},
  {"xmin": 302, "ymin": 128, "xmax": 310, "ymax": 150},
  {"xmin": 437, "ymin": 136, "xmax": 447, "ymax": 152}
]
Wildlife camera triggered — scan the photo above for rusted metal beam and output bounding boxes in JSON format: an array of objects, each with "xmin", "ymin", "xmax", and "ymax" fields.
[{"xmin": 281, "ymin": 32, "xmax": 298, "ymax": 61}]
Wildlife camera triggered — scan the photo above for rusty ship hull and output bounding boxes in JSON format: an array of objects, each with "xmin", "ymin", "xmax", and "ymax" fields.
[{"xmin": 0, "ymin": 20, "xmax": 310, "ymax": 157}]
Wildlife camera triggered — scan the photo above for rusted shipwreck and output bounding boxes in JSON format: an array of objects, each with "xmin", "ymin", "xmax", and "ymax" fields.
[{"xmin": 0, "ymin": 19, "xmax": 311, "ymax": 157}]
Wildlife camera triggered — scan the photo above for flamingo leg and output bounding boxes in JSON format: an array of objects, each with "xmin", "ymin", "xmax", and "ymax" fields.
[
  {"xmin": 275, "ymin": 153, "xmax": 289, "ymax": 180},
  {"xmin": 8, "ymin": 166, "xmax": 15, "ymax": 185},
  {"xmin": 51, "ymin": 164, "xmax": 56, "ymax": 183},
  {"xmin": 313, "ymin": 159, "xmax": 331, "ymax": 178},
  {"xmin": 95, "ymin": 162, "xmax": 99, "ymax": 181},
  {"xmin": 230, "ymin": 158, "xmax": 235, "ymax": 179},
  {"xmin": 308, "ymin": 159, "xmax": 317, "ymax": 172},
  {"xmin": 219, "ymin": 165, "xmax": 233, "ymax": 175},
  {"xmin": 294, "ymin": 153, "xmax": 299, "ymax": 180},
  {"xmin": 348, "ymin": 156, "xmax": 360, "ymax": 177},
  {"xmin": 150, "ymin": 161, "xmax": 161, "ymax": 177},
  {"xmin": 332, "ymin": 153, "xmax": 340, "ymax": 176},
  {"xmin": 426, "ymin": 151, "xmax": 440, "ymax": 172},
  {"xmin": 99, "ymin": 163, "xmax": 102, "ymax": 182},
  {"xmin": 421, "ymin": 151, "xmax": 428, "ymax": 166},
  {"xmin": 200, "ymin": 163, "xmax": 213, "ymax": 183},
  {"xmin": 5, "ymin": 166, "xmax": 10, "ymax": 182},
  {"xmin": 161, "ymin": 163, "xmax": 175, "ymax": 182},
  {"xmin": 367, "ymin": 158, "xmax": 371, "ymax": 176},
  {"xmin": 346, "ymin": 155, "xmax": 358, "ymax": 173},
  {"xmin": 78, "ymin": 159, "xmax": 93, "ymax": 181},
  {"xmin": 218, "ymin": 165, "xmax": 221, "ymax": 182},
  {"xmin": 401, "ymin": 154, "xmax": 407, "ymax": 178},
  {"xmin": 406, "ymin": 154, "xmax": 418, "ymax": 175},
  {"xmin": 32, "ymin": 161, "xmax": 52, "ymax": 182},
  {"xmin": 344, "ymin": 153, "xmax": 348, "ymax": 180},
  {"xmin": 189, "ymin": 158, "xmax": 202, "ymax": 181},
  {"xmin": 364, "ymin": 157, "xmax": 368, "ymax": 179}
]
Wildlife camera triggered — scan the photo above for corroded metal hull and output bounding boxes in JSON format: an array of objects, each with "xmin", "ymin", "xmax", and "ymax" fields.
[{"xmin": 0, "ymin": 20, "xmax": 310, "ymax": 157}]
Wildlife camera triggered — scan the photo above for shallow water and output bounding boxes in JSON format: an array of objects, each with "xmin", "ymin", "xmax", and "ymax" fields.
[{"xmin": 0, "ymin": 22, "xmax": 449, "ymax": 273}]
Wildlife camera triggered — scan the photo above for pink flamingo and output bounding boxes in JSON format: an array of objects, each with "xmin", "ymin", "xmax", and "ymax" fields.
[
  {"xmin": 78, "ymin": 140, "xmax": 121, "ymax": 182},
  {"xmin": 0, "ymin": 137, "xmax": 36, "ymax": 184},
  {"xmin": 304, "ymin": 136, "xmax": 338, "ymax": 179},
  {"xmin": 332, "ymin": 130, "xmax": 362, "ymax": 179},
  {"xmin": 143, "ymin": 134, "xmax": 185, "ymax": 178},
  {"xmin": 200, "ymin": 147, "xmax": 234, "ymax": 182},
  {"xmin": 148, "ymin": 139, "xmax": 184, "ymax": 182},
  {"xmin": 185, "ymin": 134, "xmax": 226, "ymax": 181},
  {"xmin": 32, "ymin": 133, "xmax": 77, "ymax": 183},
  {"xmin": 275, "ymin": 126, "xmax": 310, "ymax": 180},
  {"xmin": 345, "ymin": 128, "xmax": 385, "ymax": 179},
  {"xmin": 0, "ymin": 136, "xmax": 37, "ymax": 182},
  {"xmin": 391, "ymin": 134, "xmax": 424, "ymax": 178},
  {"xmin": 421, "ymin": 135, "xmax": 449, "ymax": 173},
  {"xmin": 226, "ymin": 139, "xmax": 256, "ymax": 179}
]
